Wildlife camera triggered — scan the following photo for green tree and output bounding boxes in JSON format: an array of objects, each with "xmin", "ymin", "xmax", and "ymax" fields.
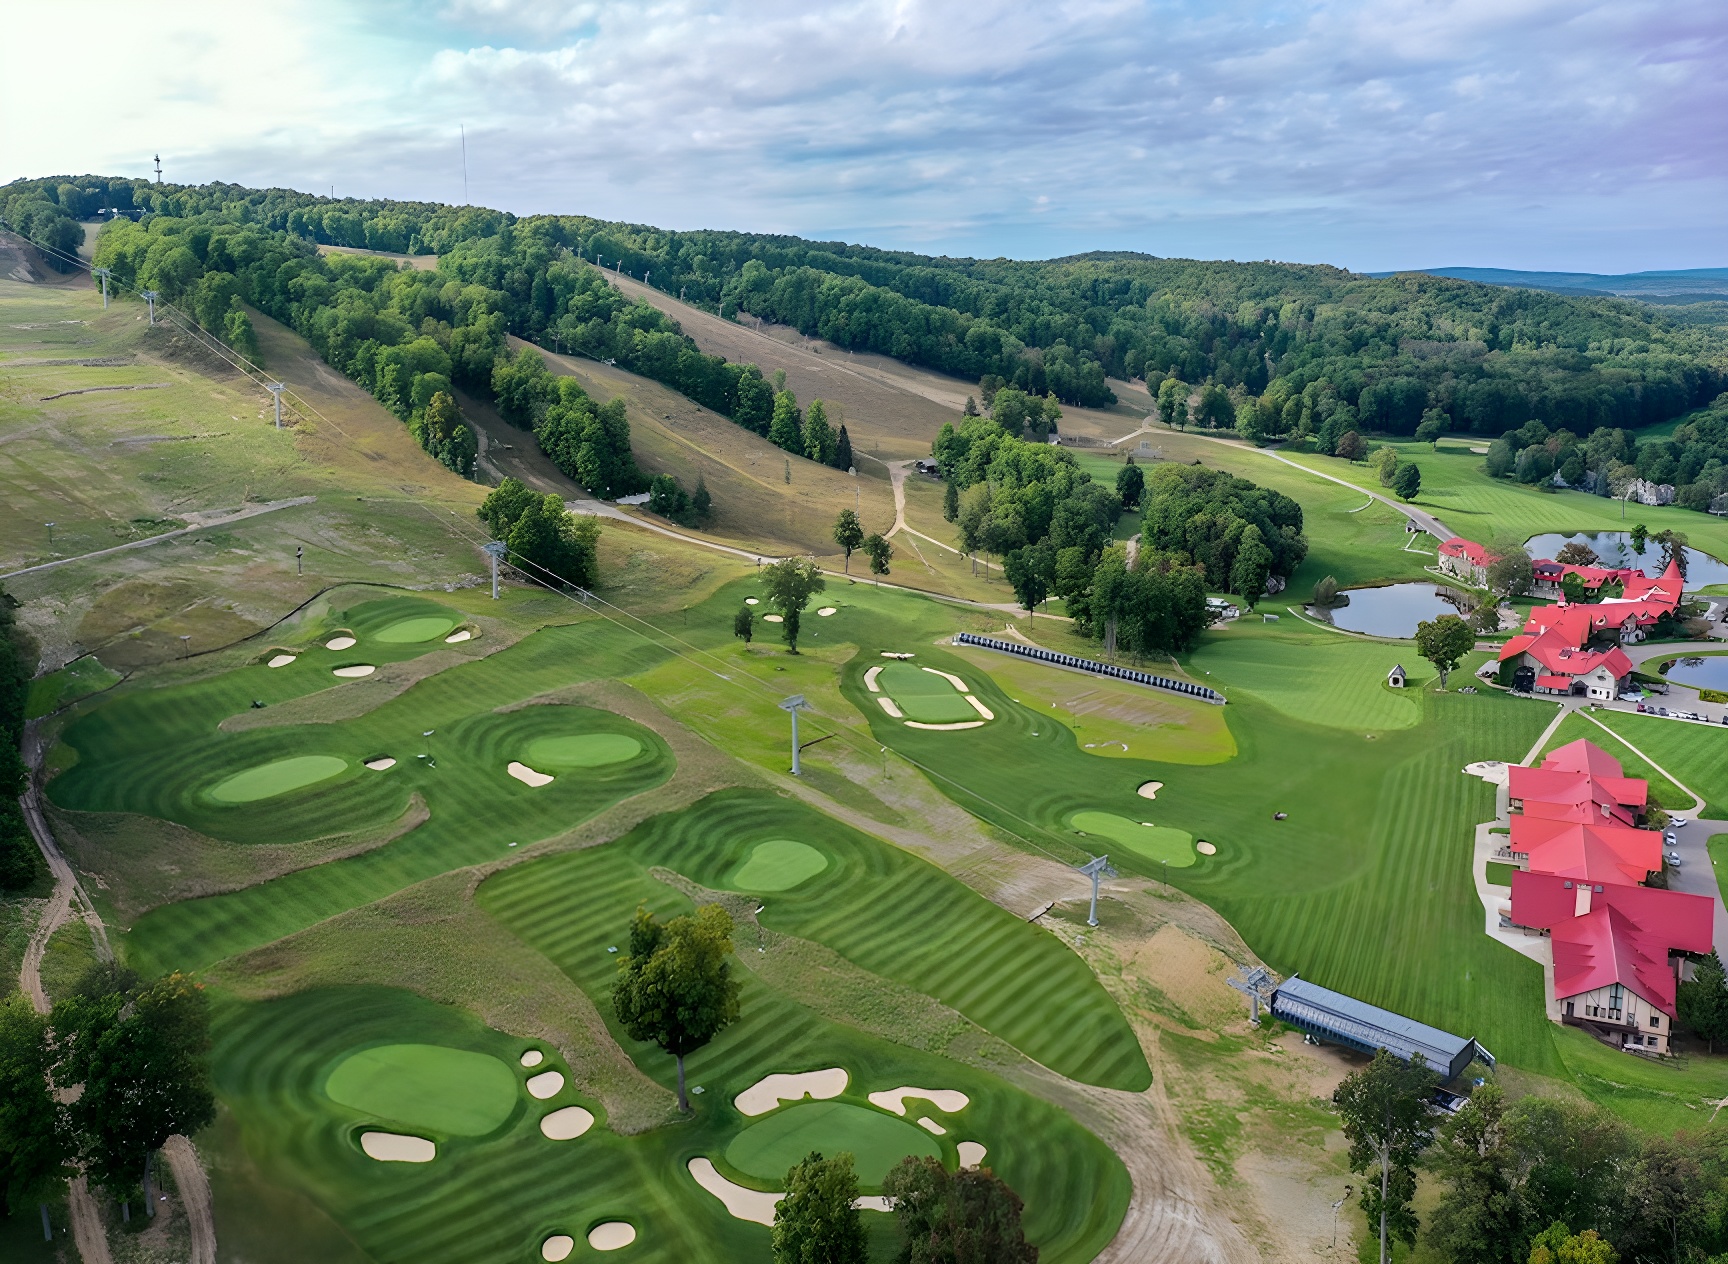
[
  {"xmin": 1415, "ymin": 613, "xmax": 1476, "ymax": 690},
  {"xmin": 1619, "ymin": 1138, "xmax": 1707, "ymax": 1264},
  {"xmin": 1192, "ymin": 382, "xmax": 1234, "ymax": 429},
  {"xmin": 1370, "ymin": 446, "xmax": 1400, "ymax": 487},
  {"xmin": 771, "ymin": 1152, "xmax": 867, "ymax": 1264},
  {"xmin": 222, "ymin": 296, "xmax": 259, "ymax": 360},
  {"xmin": 768, "ymin": 390, "xmax": 804, "ymax": 454},
  {"xmin": 1115, "ymin": 461, "xmax": 1144, "ymax": 509},
  {"xmin": 1559, "ymin": 572, "xmax": 1589, "ymax": 604},
  {"xmin": 1629, "ymin": 523, "xmax": 1649, "ymax": 554},
  {"xmin": 1485, "ymin": 438, "xmax": 1517, "ymax": 479},
  {"xmin": 1554, "ymin": 542, "xmax": 1599, "ymax": 566},
  {"xmin": 733, "ymin": 604, "xmax": 754, "ymax": 645},
  {"xmin": 1229, "ymin": 524, "xmax": 1274, "ymax": 608},
  {"xmin": 418, "ymin": 390, "xmax": 476, "ymax": 477},
  {"xmin": 1426, "ymin": 1084, "xmax": 1522, "ymax": 1264},
  {"xmin": 477, "ymin": 477, "xmax": 539, "ymax": 538},
  {"xmin": 1487, "ymin": 552, "xmax": 1534, "ymax": 599},
  {"xmin": 1415, "ymin": 408, "xmax": 1448, "ymax": 449},
  {"xmin": 505, "ymin": 494, "xmax": 601, "ymax": 588},
  {"xmin": 692, "ymin": 474, "xmax": 712, "ymax": 522},
  {"xmin": 1334, "ymin": 1050, "xmax": 1437, "ymax": 1264},
  {"xmin": 761, "ymin": 557, "xmax": 826, "ymax": 652},
  {"xmin": 1313, "ymin": 575, "xmax": 1340, "ymax": 608},
  {"xmin": 882, "ymin": 1155, "xmax": 1037, "ymax": 1264},
  {"xmin": 1515, "ymin": 445, "xmax": 1555, "ymax": 485},
  {"xmin": 1334, "ymin": 430, "xmax": 1367, "ymax": 461},
  {"xmin": 1004, "ymin": 541, "xmax": 1054, "ymax": 617},
  {"xmin": 1678, "ymin": 950, "xmax": 1728, "ymax": 1053},
  {"xmin": 834, "ymin": 424, "xmax": 853, "ymax": 472},
  {"xmin": 1157, "ymin": 377, "xmax": 1190, "ymax": 429},
  {"xmin": 647, "ymin": 474, "xmax": 693, "ymax": 524},
  {"xmin": 943, "ymin": 478, "xmax": 959, "ymax": 522},
  {"xmin": 1393, "ymin": 461, "xmax": 1421, "ymax": 501},
  {"xmin": 862, "ymin": 534, "xmax": 893, "ymax": 580},
  {"xmin": 610, "ymin": 904, "xmax": 741, "ymax": 1113},
  {"xmin": 0, "ymin": 996, "xmax": 68, "ymax": 1233},
  {"xmin": 1527, "ymin": 1223, "xmax": 1618, "ymax": 1264},
  {"xmin": 802, "ymin": 400, "xmax": 837, "ymax": 465},
  {"xmin": 832, "ymin": 509, "xmax": 864, "ymax": 572}
]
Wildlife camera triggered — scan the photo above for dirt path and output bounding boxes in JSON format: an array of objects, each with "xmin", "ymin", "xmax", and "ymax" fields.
[
  {"xmin": 162, "ymin": 1135, "xmax": 216, "ymax": 1264},
  {"xmin": 0, "ymin": 496, "xmax": 317, "ymax": 581},
  {"xmin": 67, "ymin": 1176, "xmax": 112, "ymax": 1264},
  {"xmin": 886, "ymin": 460, "xmax": 910, "ymax": 536}
]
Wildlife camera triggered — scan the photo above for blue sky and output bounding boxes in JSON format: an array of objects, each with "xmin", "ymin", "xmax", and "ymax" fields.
[{"xmin": 4, "ymin": 0, "xmax": 1723, "ymax": 273}]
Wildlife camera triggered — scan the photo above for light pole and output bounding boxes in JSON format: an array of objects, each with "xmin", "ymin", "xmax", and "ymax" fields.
[
  {"xmin": 44, "ymin": 522, "xmax": 54, "ymax": 547},
  {"xmin": 296, "ymin": 545, "xmax": 303, "ymax": 575},
  {"xmin": 1077, "ymin": 855, "xmax": 1116, "ymax": 927},
  {"xmin": 779, "ymin": 695, "xmax": 810, "ymax": 775},
  {"xmin": 265, "ymin": 382, "xmax": 285, "ymax": 429}
]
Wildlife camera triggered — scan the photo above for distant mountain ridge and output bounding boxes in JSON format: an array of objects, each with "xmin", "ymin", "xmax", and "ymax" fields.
[{"xmin": 1374, "ymin": 266, "xmax": 1728, "ymax": 301}]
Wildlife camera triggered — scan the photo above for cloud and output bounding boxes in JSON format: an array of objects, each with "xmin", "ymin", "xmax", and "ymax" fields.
[{"xmin": 4, "ymin": 0, "xmax": 1723, "ymax": 270}]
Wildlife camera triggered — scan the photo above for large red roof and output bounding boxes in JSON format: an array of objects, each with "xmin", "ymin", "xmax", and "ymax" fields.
[
  {"xmin": 1509, "ymin": 816, "xmax": 1663, "ymax": 885},
  {"xmin": 1440, "ymin": 537, "xmax": 1498, "ymax": 565}
]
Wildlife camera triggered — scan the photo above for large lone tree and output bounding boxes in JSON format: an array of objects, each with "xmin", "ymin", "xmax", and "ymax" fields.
[
  {"xmin": 611, "ymin": 904, "xmax": 741, "ymax": 1113},
  {"xmin": 1334, "ymin": 1049, "xmax": 1437, "ymax": 1264},
  {"xmin": 772, "ymin": 1152, "xmax": 867, "ymax": 1264},
  {"xmin": 1415, "ymin": 613, "xmax": 1477, "ymax": 690},
  {"xmin": 761, "ymin": 557, "xmax": 826, "ymax": 652},
  {"xmin": 882, "ymin": 1156, "xmax": 1036, "ymax": 1264}
]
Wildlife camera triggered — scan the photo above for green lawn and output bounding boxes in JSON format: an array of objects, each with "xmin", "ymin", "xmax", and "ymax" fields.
[
  {"xmin": 1188, "ymin": 628, "xmax": 1425, "ymax": 730},
  {"xmin": 1537, "ymin": 712, "xmax": 1689, "ymax": 810},
  {"xmin": 25, "ymin": 655, "xmax": 123, "ymax": 719},
  {"xmin": 1485, "ymin": 862, "xmax": 1519, "ymax": 887},
  {"xmin": 1588, "ymin": 709, "xmax": 1728, "ymax": 817},
  {"xmin": 725, "ymin": 1101, "xmax": 940, "ymax": 1184},
  {"xmin": 322, "ymin": 1043, "xmax": 519, "ymax": 1135},
  {"xmin": 876, "ymin": 662, "xmax": 981, "ymax": 724}
]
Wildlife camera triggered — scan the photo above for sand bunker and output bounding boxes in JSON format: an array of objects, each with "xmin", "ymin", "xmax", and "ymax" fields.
[
  {"xmin": 957, "ymin": 1141, "xmax": 987, "ymax": 1168},
  {"xmin": 1137, "ymin": 781, "xmax": 1163, "ymax": 800},
  {"xmin": 589, "ymin": 1223, "xmax": 636, "ymax": 1251},
  {"xmin": 542, "ymin": 1234, "xmax": 575, "ymax": 1262},
  {"xmin": 445, "ymin": 629, "xmax": 473, "ymax": 644},
  {"xmin": 689, "ymin": 1157, "xmax": 782, "ymax": 1225},
  {"xmin": 267, "ymin": 654, "xmax": 297, "ymax": 668},
  {"xmin": 916, "ymin": 1116, "xmax": 946, "ymax": 1135},
  {"xmin": 876, "ymin": 697, "xmax": 904, "ymax": 719},
  {"xmin": 526, "ymin": 1070, "xmax": 566, "ymax": 1099},
  {"xmin": 508, "ymin": 762, "xmax": 555, "ymax": 788},
  {"xmin": 540, "ymin": 1106, "xmax": 595, "ymax": 1140},
  {"xmin": 817, "ymin": 607, "xmax": 837, "ymax": 616},
  {"xmin": 1196, "ymin": 841, "xmax": 1217, "ymax": 856},
  {"xmin": 332, "ymin": 665, "xmax": 376, "ymax": 678},
  {"xmin": 864, "ymin": 665, "xmax": 884, "ymax": 691},
  {"xmin": 364, "ymin": 757, "xmax": 396, "ymax": 771},
  {"xmin": 521, "ymin": 1050, "xmax": 544, "ymax": 1068},
  {"xmin": 904, "ymin": 720, "xmax": 983, "ymax": 730},
  {"xmin": 325, "ymin": 635, "xmax": 357, "ymax": 650},
  {"xmin": 763, "ymin": 613, "xmax": 784, "ymax": 623},
  {"xmin": 855, "ymin": 1196, "xmax": 893, "ymax": 1213},
  {"xmin": 921, "ymin": 667, "xmax": 970, "ymax": 691},
  {"xmin": 880, "ymin": 651, "xmax": 914, "ymax": 659},
  {"xmin": 735, "ymin": 1068, "xmax": 849, "ymax": 1117},
  {"xmin": 868, "ymin": 1087, "xmax": 970, "ymax": 1116},
  {"xmin": 965, "ymin": 696, "xmax": 995, "ymax": 720},
  {"xmin": 745, "ymin": 597, "xmax": 759, "ymax": 605},
  {"xmin": 360, "ymin": 1132, "xmax": 435, "ymax": 1163}
]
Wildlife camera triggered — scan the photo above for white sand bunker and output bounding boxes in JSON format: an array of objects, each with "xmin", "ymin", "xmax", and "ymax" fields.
[
  {"xmin": 332, "ymin": 665, "xmax": 376, "ymax": 678},
  {"xmin": 917, "ymin": 1116, "xmax": 946, "ymax": 1135},
  {"xmin": 540, "ymin": 1106, "xmax": 595, "ymax": 1140},
  {"xmin": 864, "ymin": 665, "xmax": 885, "ymax": 691},
  {"xmin": 364, "ymin": 757, "xmax": 396, "ymax": 771},
  {"xmin": 526, "ymin": 1070, "xmax": 565, "ymax": 1099},
  {"xmin": 588, "ymin": 1222, "xmax": 636, "ymax": 1251},
  {"xmin": 361, "ymin": 1131, "xmax": 435, "ymax": 1163},
  {"xmin": 965, "ymin": 696, "xmax": 994, "ymax": 720},
  {"xmin": 508, "ymin": 762, "xmax": 555, "ymax": 788},
  {"xmin": 735, "ymin": 1068, "xmax": 849, "ymax": 1117},
  {"xmin": 267, "ymin": 654, "xmax": 297, "ymax": 668},
  {"xmin": 1196, "ymin": 840, "xmax": 1217, "ymax": 856},
  {"xmin": 521, "ymin": 1049, "xmax": 545, "ymax": 1068},
  {"xmin": 869, "ymin": 1087, "xmax": 970, "ymax": 1116},
  {"xmin": 326, "ymin": 635, "xmax": 357, "ymax": 650},
  {"xmin": 957, "ymin": 1141, "xmax": 987, "ymax": 1168},
  {"xmin": 922, "ymin": 667, "xmax": 970, "ymax": 692},
  {"xmin": 745, "ymin": 597, "xmax": 759, "ymax": 605},
  {"xmin": 905, "ymin": 720, "xmax": 983, "ymax": 731},
  {"xmin": 817, "ymin": 607, "xmax": 837, "ymax": 616},
  {"xmin": 1137, "ymin": 781, "xmax": 1163, "ymax": 800},
  {"xmin": 763, "ymin": 613, "xmax": 784, "ymax": 623},
  {"xmin": 877, "ymin": 697, "xmax": 904, "ymax": 719},
  {"xmin": 542, "ymin": 1234, "xmax": 575, "ymax": 1262},
  {"xmin": 690, "ymin": 1157, "xmax": 782, "ymax": 1225},
  {"xmin": 881, "ymin": 651, "xmax": 914, "ymax": 659},
  {"xmin": 444, "ymin": 629, "xmax": 473, "ymax": 643}
]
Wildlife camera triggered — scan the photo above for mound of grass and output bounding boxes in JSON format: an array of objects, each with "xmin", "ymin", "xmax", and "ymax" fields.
[
  {"xmin": 525, "ymin": 733, "xmax": 643, "ymax": 769},
  {"xmin": 209, "ymin": 755, "xmax": 349, "ymax": 804},
  {"xmin": 1069, "ymin": 811, "xmax": 1194, "ymax": 867},
  {"xmin": 728, "ymin": 840, "xmax": 829, "ymax": 891},
  {"xmin": 724, "ymin": 1101, "xmax": 940, "ymax": 1186},
  {"xmin": 324, "ymin": 1043, "xmax": 519, "ymax": 1135},
  {"xmin": 877, "ymin": 663, "xmax": 978, "ymax": 724}
]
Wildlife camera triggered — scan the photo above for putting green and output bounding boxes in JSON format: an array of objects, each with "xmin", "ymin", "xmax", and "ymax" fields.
[
  {"xmin": 324, "ymin": 1043, "xmax": 518, "ymax": 1135},
  {"xmin": 1069, "ymin": 811, "xmax": 1196, "ymax": 867},
  {"xmin": 729, "ymin": 839, "xmax": 829, "ymax": 891},
  {"xmin": 524, "ymin": 733, "xmax": 643, "ymax": 769},
  {"xmin": 877, "ymin": 663, "xmax": 978, "ymax": 724},
  {"xmin": 374, "ymin": 616, "xmax": 459, "ymax": 643},
  {"xmin": 208, "ymin": 755, "xmax": 348, "ymax": 804},
  {"xmin": 724, "ymin": 1101, "xmax": 941, "ymax": 1186}
]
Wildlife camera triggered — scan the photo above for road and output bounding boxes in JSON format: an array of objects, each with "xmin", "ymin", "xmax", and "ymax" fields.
[{"xmin": 0, "ymin": 496, "xmax": 317, "ymax": 581}]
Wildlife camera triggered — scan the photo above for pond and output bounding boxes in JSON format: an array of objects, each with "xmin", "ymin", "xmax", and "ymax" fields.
[
  {"xmin": 1659, "ymin": 654, "xmax": 1728, "ymax": 692},
  {"xmin": 1312, "ymin": 583, "xmax": 1467, "ymax": 638},
  {"xmin": 1524, "ymin": 532, "xmax": 1728, "ymax": 588}
]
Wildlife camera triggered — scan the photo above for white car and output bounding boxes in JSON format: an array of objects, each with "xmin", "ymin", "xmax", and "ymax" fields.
[
  {"xmin": 1667, "ymin": 852, "xmax": 1683, "ymax": 868},
  {"xmin": 1669, "ymin": 817, "xmax": 1689, "ymax": 829}
]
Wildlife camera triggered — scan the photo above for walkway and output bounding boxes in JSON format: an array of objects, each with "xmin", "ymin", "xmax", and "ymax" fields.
[{"xmin": 0, "ymin": 497, "xmax": 317, "ymax": 581}]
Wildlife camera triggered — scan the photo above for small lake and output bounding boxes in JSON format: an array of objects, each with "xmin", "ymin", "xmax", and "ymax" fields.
[
  {"xmin": 1660, "ymin": 654, "xmax": 1728, "ymax": 692},
  {"xmin": 1313, "ymin": 583, "xmax": 1466, "ymax": 638},
  {"xmin": 1524, "ymin": 532, "xmax": 1728, "ymax": 588}
]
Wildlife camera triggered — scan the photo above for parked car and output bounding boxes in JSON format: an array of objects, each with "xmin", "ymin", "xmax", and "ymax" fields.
[
  {"xmin": 1670, "ymin": 817, "xmax": 1689, "ymax": 829},
  {"xmin": 1664, "ymin": 832, "xmax": 1678, "ymax": 847},
  {"xmin": 1617, "ymin": 691, "xmax": 1646, "ymax": 703},
  {"xmin": 1667, "ymin": 852, "xmax": 1683, "ymax": 868}
]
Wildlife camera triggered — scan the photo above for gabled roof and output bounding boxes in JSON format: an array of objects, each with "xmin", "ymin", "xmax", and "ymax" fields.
[
  {"xmin": 1440, "ymin": 537, "xmax": 1498, "ymax": 565},
  {"xmin": 1510, "ymin": 817, "xmax": 1663, "ymax": 886},
  {"xmin": 1621, "ymin": 559, "xmax": 1684, "ymax": 606},
  {"xmin": 1543, "ymin": 738, "xmax": 1623, "ymax": 778}
]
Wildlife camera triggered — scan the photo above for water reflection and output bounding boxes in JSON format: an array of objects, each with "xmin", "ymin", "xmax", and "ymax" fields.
[
  {"xmin": 1524, "ymin": 532, "xmax": 1728, "ymax": 587},
  {"xmin": 1660, "ymin": 655, "xmax": 1728, "ymax": 691},
  {"xmin": 1313, "ymin": 583, "xmax": 1466, "ymax": 638}
]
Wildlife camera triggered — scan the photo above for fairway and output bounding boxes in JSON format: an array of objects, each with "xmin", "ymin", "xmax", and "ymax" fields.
[
  {"xmin": 723, "ymin": 1101, "xmax": 941, "ymax": 1185},
  {"xmin": 524, "ymin": 733, "xmax": 644, "ymax": 768},
  {"xmin": 209, "ymin": 755, "xmax": 349, "ymax": 804},
  {"xmin": 728, "ymin": 839, "xmax": 829, "ymax": 891},
  {"xmin": 375, "ymin": 616, "xmax": 459, "ymax": 643},
  {"xmin": 324, "ymin": 1043, "xmax": 520, "ymax": 1136},
  {"xmin": 1069, "ymin": 811, "xmax": 1195, "ymax": 866},
  {"xmin": 1189, "ymin": 630, "xmax": 1422, "ymax": 730}
]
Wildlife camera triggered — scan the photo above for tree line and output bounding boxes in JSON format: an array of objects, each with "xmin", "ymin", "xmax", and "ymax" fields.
[{"xmin": 0, "ymin": 588, "xmax": 41, "ymax": 891}]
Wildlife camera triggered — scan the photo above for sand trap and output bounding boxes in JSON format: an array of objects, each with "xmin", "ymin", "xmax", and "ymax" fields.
[
  {"xmin": 957, "ymin": 1141, "xmax": 987, "ymax": 1168},
  {"xmin": 689, "ymin": 1157, "xmax": 782, "ymax": 1225},
  {"xmin": 360, "ymin": 1132, "xmax": 435, "ymax": 1163},
  {"xmin": 1196, "ymin": 840, "xmax": 1217, "ymax": 856},
  {"xmin": 332, "ymin": 665, "xmax": 376, "ymax": 678},
  {"xmin": 763, "ymin": 613, "xmax": 784, "ymax": 623},
  {"xmin": 526, "ymin": 1070, "xmax": 565, "ymax": 1099},
  {"xmin": 864, "ymin": 665, "xmax": 884, "ymax": 692},
  {"xmin": 735, "ymin": 1068, "xmax": 849, "ymax": 1117},
  {"xmin": 868, "ymin": 1087, "xmax": 969, "ymax": 1116},
  {"xmin": 542, "ymin": 1234, "xmax": 575, "ymax": 1261},
  {"xmin": 364, "ymin": 757, "xmax": 397, "ymax": 771},
  {"xmin": 445, "ymin": 629, "xmax": 473, "ymax": 643},
  {"xmin": 916, "ymin": 1116, "xmax": 946, "ymax": 1135},
  {"xmin": 267, "ymin": 654, "xmax": 297, "ymax": 668},
  {"xmin": 965, "ymin": 696, "xmax": 995, "ymax": 720},
  {"xmin": 521, "ymin": 1049, "xmax": 544, "ymax": 1068},
  {"xmin": 745, "ymin": 597, "xmax": 759, "ymax": 605},
  {"xmin": 876, "ymin": 697, "xmax": 904, "ymax": 718},
  {"xmin": 817, "ymin": 607, "xmax": 837, "ymax": 616},
  {"xmin": 589, "ymin": 1223, "xmax": 636, "ymax": 1251},
  {"xmin": 1137, "ymin": 781, "xmax": 1163, "ymax": 800},
  {"xmin": 854, "ymin": 1196, "xmax": 893, "ymax": 1213},
  {"xmin": 921, "ymin": 667, "xmax": 970, "ymax": 692},
  {"xmin": 905, "ymin": 720, "xmax": 983, "ymax": 730},
  {"xmin": 508, "ymin": 762, "xmax": 555, "ymax": 788},
  {"xmin": 540, "ymin": 1106, "xmax": 595, "ymax": 1139},
  {"xmin": 880, "ymin": 651, "xmax": 914, "ymax": 659},
  {"xmin": 325, "ymin": 635, "xmax": 357, "ymax": 650}
]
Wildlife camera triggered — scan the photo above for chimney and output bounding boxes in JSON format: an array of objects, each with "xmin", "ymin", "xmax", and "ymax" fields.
[{"xmin": 1574, "ymin": 882, "xmax": 1592, "ymax": 917}]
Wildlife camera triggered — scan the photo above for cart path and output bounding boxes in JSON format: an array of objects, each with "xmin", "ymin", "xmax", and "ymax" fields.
[
  {"xmin": 67, "ymin": 1176, "xmax": 112, "ymax": 1264},
  {"xmin": 162, "ymin": 1135, "xmax": 216, "ymax": 1264},
  {"xmin": 0, "ymin": 496, "xmax": 317, "ymax": 581}
]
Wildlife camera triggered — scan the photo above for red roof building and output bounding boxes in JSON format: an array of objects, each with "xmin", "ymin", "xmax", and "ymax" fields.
[
  {"xmin": 1506, "ymin": 739, "xmax": 1648, "ymax": 826},
  {"xmin": 1498, "ymin": 604, "xmax": 1636, "ymax": 699},
  {"xmin": 1531, "ymin": 560, "xmax": 1638, "ymax": 599},
  {"xmin": 1438, "ymin": 537, "xmax": 1499, "ymax": 585}
]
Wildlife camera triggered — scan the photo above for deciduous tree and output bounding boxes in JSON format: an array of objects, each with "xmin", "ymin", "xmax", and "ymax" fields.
[
  {"xmin": 1115, "ymin": 460, "xmax": 1144, "ymax": 509},
  {"xmin": 0, "ymin": 996, "xmax": 68, "ymax": 1235},
  {"xmin": 610, "ymin": 904, "xmax": 741, "ymax": 1113},
  {"xmin": 761, "ymin": 558, "xmax": 825, "ymax": 652},
  {"xmin": 1334, "ymin": 1050, "xmax": 1436, "ymax": 1264},
  {"xmin": 862, "ymin": 534, "xmax": 893, "ymax": 580},
  {"xmin": 733, "ymin": 605, "xmax": 754, "ymax": 645},
  {"xmin": 882, "ymin": 1156, "xmax": 1036, "ymax": 1264},
  {"xmin": 832, "ymin": 510, "xmax": 864, "ymax": 572},
  {"xmin": 772, "ymin": 1152, "xmax": 867, "ymax": 1264},
  {"xmin": 1393, "ymin": 462, "xmax": 1421, "ymax": 501},
  {"xmin": 1487, "ymin": 553, "xmax": 1534, "ymax": 599},
  {"xmin": 1678, "ymin": 950, "xmax": 1728, "ymax": 1053},
  {"xmin": 1416, "ymin": 613, "xmax": 1476, "ymax": 690}
]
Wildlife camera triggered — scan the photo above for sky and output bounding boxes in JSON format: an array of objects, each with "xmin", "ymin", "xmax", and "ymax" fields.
[{"xmin": 3, "ymin": 0, "xmax": 1724, "ymax": 273}]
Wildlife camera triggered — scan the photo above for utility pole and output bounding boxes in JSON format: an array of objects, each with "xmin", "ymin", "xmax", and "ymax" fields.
[
  {"xmin": 142, "ymin": 290, "xmax": 158, "ymax": 325},
  {"xmin": 483, "ymin": 540, "xmax": 507, "ymax": 599},
  {"xmin": 1077, "ymin": 855, "xmax": 1116, "ymax": 927},
  {"xmin": 779, "ymin": 694, "xmax": 811, "ymax": 775},
  {"xmin": 44, "ymin": 522, "xmax": 54, "ymax": 547},
  {"xmin": 296, "ymin": 545, "xmax": 303, "ymax": 576},
  {"xmin": 154, "ymin": 154, "xmax": 162, "ymax": 184},
  {"xmin": 265, "ymin": 381, "xmax": 285, "ymax": 428},
  {"xmin": 93, "ymin": 266, "xmax": 111, "ymax": 308}
]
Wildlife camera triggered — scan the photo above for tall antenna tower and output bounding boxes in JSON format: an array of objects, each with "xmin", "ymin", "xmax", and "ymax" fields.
[
  {"xmin": 154, "ymin": 154, "xmax": 162, "ymax": 183},
  {"xmin": 461, "ymin": 126, "xmax": 468, "ymax": 203}
]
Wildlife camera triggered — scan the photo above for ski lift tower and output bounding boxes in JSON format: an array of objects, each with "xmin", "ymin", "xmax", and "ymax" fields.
[
  {"xmin": 482, "ymin": 540, "xmax": 507, "ymax": 599},
  {"xmin": 1226, "ymin": 965, "xmax": 1277, "ymax": 1026},
  {"xmin": 779, "ymin": 694, "xmax": 811, "ymax": 776},
  {"xmin": 142, "ymin": 290, "xmax": 159, "ymax": 325},
  {"xmin": 1077, "ymin": 854, "xmax": 1116, "ymax": 927},
  {"xmin": 264, "ymin": 382, "xmax": 286, "ymax": 429},
  {"xmin": 93, "ymin": 267, "xmax": 112, "ymax": 308}
]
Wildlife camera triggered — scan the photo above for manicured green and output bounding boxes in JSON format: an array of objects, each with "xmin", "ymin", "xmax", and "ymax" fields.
[
  {"xmin": 877, "ymin": 663, "xmax": 978, "ymax": 724},
  {"xmin": 324, "ymin": 1043, "xmax": 519, "ymax": 1135},
  {"xmin": 209, "ymin": 755, "xmax": 350, "ymax": 804},
  {"xmin": 728, "ymin": 839, "xmax": 829, "ymax": 891},
  {"xmin": 1069, "ymin": 811, "xmax": 1195, "ymax": 866},
  {"xmin": 724, "ymin": 1101, "xmax": 940, "ymax": 1185},
  {"xmin": 524, "ymin": 732, "xmax": 643, "ymax": 768},
  {"xmin": 374, "ymin": 615, "xmax": 459, "ymax": 643}
]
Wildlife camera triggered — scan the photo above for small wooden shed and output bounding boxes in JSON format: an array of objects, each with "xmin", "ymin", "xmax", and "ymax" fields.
[{"xmin": 1388, "ymin": 664, "xmax": 1407, "ymax": 688}]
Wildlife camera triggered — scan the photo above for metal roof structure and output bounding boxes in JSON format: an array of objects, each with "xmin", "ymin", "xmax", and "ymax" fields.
[{"xmin": 1271, "ymin": 976, "xmax": 1494, "ymax": 1081}]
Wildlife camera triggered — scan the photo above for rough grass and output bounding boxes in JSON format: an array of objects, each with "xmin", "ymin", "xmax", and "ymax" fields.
[{"xmin": 25, "ymin": 656, "xmax": 122, "ymax": 718}]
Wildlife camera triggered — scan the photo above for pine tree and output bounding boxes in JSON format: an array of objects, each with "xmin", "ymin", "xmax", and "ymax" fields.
[
  {"xmin": 801, "ymin": 400, "xmax": 837, "ymax": 465},
  {"xmin": 943, "ymin": 478, "xmax": 959, "ymax": 522},
  {"xmin": 1679, "ymin": 950, "xmax": 1728, "ymax": 1053},
  {"xmin": 833, "ymin": 424, "xmax": 853, "ymax": 471}
]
